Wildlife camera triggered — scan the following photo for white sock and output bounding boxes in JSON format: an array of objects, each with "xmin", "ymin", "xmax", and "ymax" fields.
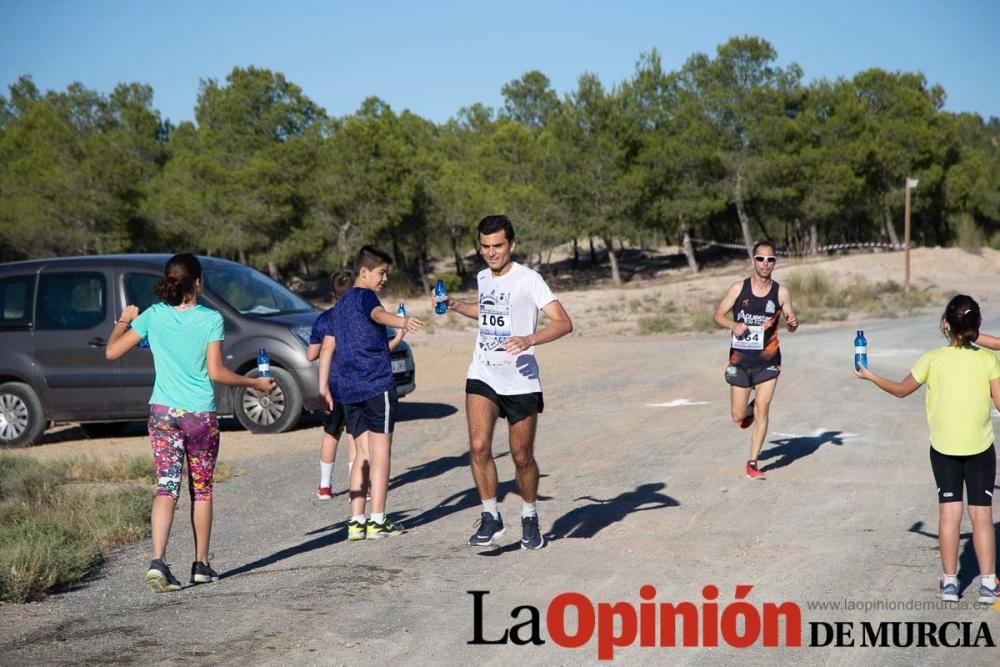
[
  {"xmin": 370, "ymin": 512, "xmax": 385, "ymax": 525},
  {"xmin": 982, "ymin": 574, "xmax": 997, "ymax": 588},
  {"xmin": 521, "ymin": 502, "xmax": 537, "ymax": 518},
  {"xmin": 347, "ymin": 461, "xmax": 353, "ymax": 483},
  {"xmin": 482, "ymin": 497, "xmax": 499, "ymax": 519},
  {"xmin": 351, "ymin": 514, "xmax": 365, "ymax": 524},
  {"xmin": 320, "ymin": 461, "xmax": 334, "ymax": 488},
  {"xmin": 942, "ymin": 573, "xmax": 958, "ymax": 585}
]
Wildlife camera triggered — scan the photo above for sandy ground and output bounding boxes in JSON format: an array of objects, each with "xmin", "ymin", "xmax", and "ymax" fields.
[{"xmin": 3, "ymin": 247, "xmax": 1000, "ymax": 665}]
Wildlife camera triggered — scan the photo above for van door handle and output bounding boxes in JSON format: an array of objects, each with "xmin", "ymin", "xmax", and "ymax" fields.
[{"xmin": 88, "ymin": 337, "xmax": 107, "ymax": 348}]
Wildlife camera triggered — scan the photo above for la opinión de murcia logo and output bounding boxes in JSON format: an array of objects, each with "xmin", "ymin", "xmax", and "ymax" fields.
[{"xmin": 469, "ymin": 586, "xmax": 996, "ymax": 660}]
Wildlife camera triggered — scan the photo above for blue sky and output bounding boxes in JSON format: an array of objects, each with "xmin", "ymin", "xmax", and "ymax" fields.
[{"xmin": 2, "ymin": 0, "xmax": 998, "ymax": 125}]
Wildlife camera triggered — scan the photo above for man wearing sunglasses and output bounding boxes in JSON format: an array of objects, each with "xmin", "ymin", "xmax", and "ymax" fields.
[{"xmin": 713, "ymin": 242, "xmax": 798, "ymax": 480}]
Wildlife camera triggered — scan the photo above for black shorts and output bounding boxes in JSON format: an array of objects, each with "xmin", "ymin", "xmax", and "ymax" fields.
[
  {"xmin": 344, "ymin": 388, "xmax": 398, "ymax": 439},
  {"xmin": 465, "ymin": 379, "xmax": 543, "ymax": 425},
  {"xmin": 323, "ymin": 402, "xmax": 346, "ymax": 437},
  {"xmin": 929, "ymin": 444, "xmax": 996, "ymax": 506},
  {"xmin": 725, "ymin": 363, "xmax": 781, "ymax": 388}
]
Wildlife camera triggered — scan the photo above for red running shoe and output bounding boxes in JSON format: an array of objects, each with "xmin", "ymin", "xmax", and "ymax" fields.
[
  {"xmin": 745, "ymin": 461, "xmax": 766, "ymax": 480},
  {"xmin": 316, "ymin": 486, "xmax": 332, "ymax": 500}
]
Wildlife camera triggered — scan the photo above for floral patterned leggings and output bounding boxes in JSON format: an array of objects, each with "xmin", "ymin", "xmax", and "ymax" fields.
[{"xmin": 148, "ymin": 404, "xmax": 220, "ymax": 500}]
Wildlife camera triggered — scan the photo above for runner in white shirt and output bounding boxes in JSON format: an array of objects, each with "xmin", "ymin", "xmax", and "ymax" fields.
[{"xmin": 438, "ymin": 215, "xmax": 573, "ymax": 550}]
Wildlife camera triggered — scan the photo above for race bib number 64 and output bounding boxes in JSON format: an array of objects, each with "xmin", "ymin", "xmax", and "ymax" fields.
[{"xmin": 732, "ymin": 325, "xmax": 764, "ymax": 351}]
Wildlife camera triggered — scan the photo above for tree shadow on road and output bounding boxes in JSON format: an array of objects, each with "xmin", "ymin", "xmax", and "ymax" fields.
[
  {"xmin": 758, "ymin": 431, "xmax": 846, "ymax": 473},
  {"xmin": 908, "ymin": 515, "xmax": 1000, "ymax": 596},
  {"xmin": 395, "ymin": 474, "xmax": 551, "ymax": 534},
  {"xmin": 388, "ymin": 450, "xmax": 471, "ymax": 491},
  {"xmin": 474, "ymin": 482, "xmax": 681, "ymax": 557},
  {"xmin": 220, "ymin": 525, "xmax": 349, "ymax": 579},
  {"xmin": 396, "ymin": 401, "xmax": 459, "ymax": 422},
  {"xmin": 548, "ymin": 483, "xmax": 680, "ymax": 541}
]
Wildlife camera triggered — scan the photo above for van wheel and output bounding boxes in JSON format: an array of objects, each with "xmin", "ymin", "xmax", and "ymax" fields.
[
  {"xmin": 233, "ymin": 367, "xmax": 302, "ymax": 434},
  {"xmin": 0, "ymin": 382, "xmax": 46, "ymax": 447}
]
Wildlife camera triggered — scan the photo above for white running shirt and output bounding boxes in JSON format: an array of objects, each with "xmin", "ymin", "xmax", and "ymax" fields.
[{"xmin": 466, "ymin": 262, "xmax": 557, "ymax": 395}]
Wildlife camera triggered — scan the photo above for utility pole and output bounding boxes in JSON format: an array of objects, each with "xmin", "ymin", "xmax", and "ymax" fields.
[{"xmin": 904, "ymin": 177, "xmax": 919, "ymax": 292}]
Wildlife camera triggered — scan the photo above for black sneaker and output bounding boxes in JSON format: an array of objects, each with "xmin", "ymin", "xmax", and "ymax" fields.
[
  {"xmin": 468, "ymin": 511, "xmax": 505, "ymax": 546},
  {"xmin": 145, "ymin": 559, "xmax": 182, "ymax": 593},
  {"xmin": 520, "ymin": 515, "xmax": 546, "ymax": 550},
  {"xmin": 190, "ymin": 560, "xmax": 219, "ymax": 584}
]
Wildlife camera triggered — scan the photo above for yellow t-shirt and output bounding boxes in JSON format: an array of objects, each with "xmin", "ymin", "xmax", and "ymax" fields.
[{"xmin": 910, "ymin": 346, "xmax": 1000, "ymax": 455}]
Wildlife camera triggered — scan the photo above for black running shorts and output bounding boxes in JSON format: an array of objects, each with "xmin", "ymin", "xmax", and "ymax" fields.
[
  {"xmin": 344, "ymin": 388, "xmax": 398, "ymax": 439},
  {"xmin": 465, "ymin": 379, "xmax": 543, "ymax": 425},
  {"xmin": 323, "ymin": 401, "xmax": 346, "ymax": 437},
  {"xmin": 929, "ymin": 443, "xmax": 996, "ymax": 506},
  {"xmin": 725, "ymin": 363, "xmax": 781, "ymax": 388}
]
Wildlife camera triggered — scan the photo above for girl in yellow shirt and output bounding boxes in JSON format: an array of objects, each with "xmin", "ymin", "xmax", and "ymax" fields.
[{"xmin": 855, "ymin": 294, "xmax": 1000, "ymax": 604}]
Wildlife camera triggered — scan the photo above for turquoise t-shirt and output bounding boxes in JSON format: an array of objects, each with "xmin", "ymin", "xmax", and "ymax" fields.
[{"xmin": 131, "ymin": 303, "xmax": 225, "ymax": 413}]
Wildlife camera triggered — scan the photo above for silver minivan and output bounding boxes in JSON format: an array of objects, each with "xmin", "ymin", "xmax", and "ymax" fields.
[{"xmin": 0, "ymin": 254, "xmax": 415, "ymax": 446}]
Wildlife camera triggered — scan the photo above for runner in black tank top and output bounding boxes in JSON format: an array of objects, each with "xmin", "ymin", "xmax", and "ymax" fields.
[
  {"xmin": 729, "ymin": 278, "xmax": 783, "ymax": 368},
  {"xmin": 713, "ymin": 243, "xmax": 799, "ymax": 480}
]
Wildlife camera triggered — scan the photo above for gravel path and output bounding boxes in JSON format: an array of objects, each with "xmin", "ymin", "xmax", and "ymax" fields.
[{"xmin": 3, "ymin": 287, "xmax": 1000, "ymax": 664}]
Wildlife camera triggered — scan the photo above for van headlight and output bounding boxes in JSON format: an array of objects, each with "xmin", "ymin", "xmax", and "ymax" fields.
[{"xmin": 290, "ymin": 326, "xmax": 312, "ymax": 348}]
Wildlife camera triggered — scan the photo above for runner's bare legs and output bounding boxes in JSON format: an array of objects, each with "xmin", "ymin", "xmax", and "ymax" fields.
[
  {"xmin": 467, "ymin": 393, "xmax": 500, "ymax": 499},
  {"xmin": 749, "ymin": 377, "xmax": 778, "ymax": 461}
]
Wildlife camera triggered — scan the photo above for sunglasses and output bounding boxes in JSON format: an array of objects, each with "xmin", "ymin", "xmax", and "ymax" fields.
[{"xmin": 754, "ymin": 255, "xmax": 777, "ymax": 264}]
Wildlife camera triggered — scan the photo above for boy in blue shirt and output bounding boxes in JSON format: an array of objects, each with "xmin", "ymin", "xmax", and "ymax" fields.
[
  {"xmin": 330, "ymin": 246, "xmax": 422, "ymax": 539},
  {"xmin": 307, "ymin": 270, "xmax": 354, "ymax": 499}
]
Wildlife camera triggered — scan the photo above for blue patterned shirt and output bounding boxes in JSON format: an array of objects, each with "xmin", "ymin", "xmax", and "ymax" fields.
[{"xmin": 330, "ymin": 288, "xmax": 393, "ymax": 403}]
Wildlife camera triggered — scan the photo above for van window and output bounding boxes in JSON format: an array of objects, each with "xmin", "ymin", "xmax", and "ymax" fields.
[
  {"xmin": 203, "ymin": 261, "xmax": 312, "ymax": 316},
  {"xmin": 0, "ymin": 275, "xmax": 34, "ymax": 329},
  {"xmin": 36, "ymin": 272, "xmax": 107, "ymax": 330},
  {"xmin": 123, "ymin": 273, "xmax": 161, "ymax": 311}
]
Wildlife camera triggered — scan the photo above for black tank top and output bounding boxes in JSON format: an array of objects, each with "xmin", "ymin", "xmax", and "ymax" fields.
[{"xmin": 729, "ymin": 278, "xmax": 782, "ymax": 368}]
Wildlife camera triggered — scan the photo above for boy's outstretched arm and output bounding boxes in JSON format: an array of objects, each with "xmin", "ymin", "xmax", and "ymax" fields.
[
  {"xmin": 370, "ymin": 306, "xmax": 424, "ymax": 333},
  {"xmin": 854, "ymin": 365, "xmax": 922, "ymax": 398}
]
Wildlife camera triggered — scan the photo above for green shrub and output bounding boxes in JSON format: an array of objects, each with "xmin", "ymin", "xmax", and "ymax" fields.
[
  {"xmin": 0, "ymin": 454, "xmax": 153, "ymax": 602},
  {"xmin": 953, "ymin": 213, "xmax": 984, "ymax": 255},
  {"xmin": 638, "ymin": 315, "xmax": 681, "ymax": 335}
]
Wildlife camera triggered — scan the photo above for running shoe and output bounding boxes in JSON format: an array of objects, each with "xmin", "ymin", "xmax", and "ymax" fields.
[
  {"xmin": 316, "ymin": 486, "xmax": 332, "ymax": 500},
  {"xmin": 745, "ymin": 461, "xmax": 766, "ymax": 480},
  {"xmin": 520, "ymin": 515, "xmax": 546, "ymax": 550},
  {"xmin": 978, "ymin": 581, "xmax": 999, "ymax": 604},
  {"xmin": 468, "ymin": 512, "xmax": 505, "ymax": 546},
  {"xmin": 145, "ymin": 559, "xmax": 182, "ymax": 593},
  {"xmin": 190, "ymin": 560, "xmax": 219, "ymax": 585},
  {"xmin": 347, "ymin": 519, "xmax": 367, "ymax": 541},
  {"xmin": 366, "ymin": 517, "xmax": 404, "ymax": 539},
  {"xmin": 938, "ymin": 578, "xmax": 959, "ymax": 602},
  {"xmin": 740, "ymin": 399, "xmax": 755, "ymax": 429}
]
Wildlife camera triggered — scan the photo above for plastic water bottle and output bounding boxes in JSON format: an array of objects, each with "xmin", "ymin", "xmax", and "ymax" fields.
[
  {"xmin": 434, "ymin": 280, "xmax": 448, "ymax": 315},
  {"xmin": 396, "ymin": 302, "xmax": 407, "ymax": 317},
  {"xmin": 257, "ymin": 348, "xmax": 272, "ymax": 378},
  {"xmin": 854, "ymin": 330, "xmax": 867, "ymax": 371}
]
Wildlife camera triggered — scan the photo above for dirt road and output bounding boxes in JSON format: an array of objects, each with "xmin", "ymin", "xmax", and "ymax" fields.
[{"xmin": 3, "ymin": 250, "xmax": 1000, "ymax": 665}]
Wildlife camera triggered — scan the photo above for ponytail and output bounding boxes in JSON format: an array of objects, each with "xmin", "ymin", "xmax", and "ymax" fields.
[{"xmin": 153, "ymin": 253, "xmax": 202, "ymax": 306}]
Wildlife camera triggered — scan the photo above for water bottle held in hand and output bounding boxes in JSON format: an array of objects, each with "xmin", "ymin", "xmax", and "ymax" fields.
[
  {"xmin": 434, "ymin": 280, "xmax": 448, "ymax": 315},
  {"xmin": 854, "ymin": 330, "xmax": 868, "ymax": 371},
  {"xmin": 257, "ymin": 347, "xmax": 272, "ymax": 378},
  {"xmin": 396, "ymin": 302, "xmax": 406, "ymax": 317}
]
